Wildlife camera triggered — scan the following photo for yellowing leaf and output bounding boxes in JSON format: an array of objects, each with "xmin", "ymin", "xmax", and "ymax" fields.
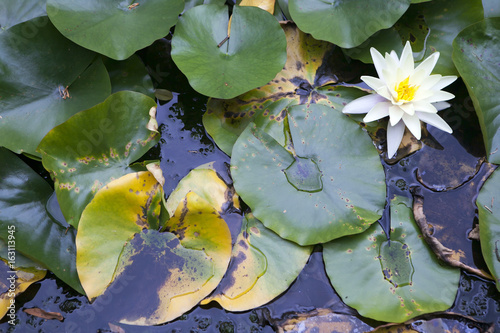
[
  {"xmin": 76, "ymin": 171, "xmax": 163, "ymax": 300},
  {"xmin": 202, "ymin": 214, "xmax": 312, "ymax": 311},
  {"xmin": 165, "ymin": 162, "xmax": 239, "ymax": 216}
]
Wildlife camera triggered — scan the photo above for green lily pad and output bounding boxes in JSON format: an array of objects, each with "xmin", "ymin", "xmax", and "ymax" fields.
[
  {"xmin": 76, "ymin": 171, "xmax": 163, "ymax": 300},
  {"xmin": 165, "ymin": 162, "xmax": 239, "ymax": 216},
  {"xmin": 231, "ymin": 103, "xmax": 386, "ymax": 245},
  {"xmin": 288, "ymin": 0, "xmax": 411, "ymax": 48},
  {"xmin": 476, "ymin": 168, "xmax": 500, "ymax": 291},
  {"xmin": 171, "ymin": 4, "xmax": 287, "ymax": 99},
  {"xmin": 202, "ymin": 213, "xmax": 312, "ymax": 311},
  {"xmin": 483, "ymin": 0, "xmax": 500, "ymax": 18},
  {"xmin": 37, "ymin": 91, "xmax": 159, "ymax": 228},
  {"xmin": 0, "ymin": 17, "xmax": 110, "ymax": 157},
  {"xmin": 323, "ymin": 195, "xmax": 460, "ymax": 323},
  {"xmin": 344, "ymin": 0, "xmax": 483, "ymax": 76},
  {"xmin": 0, "ymin": 148, "xmax": 84, "ymax": 294},
  {"xmin": 102, "ymin": 55, "xmax": 155, "ymax": 99},
  {"xmin": 452, "ymin": 18, "xmax": 500, "ymax": 164},
  {"xmin": 46, "ymin": 0, "xmax": 184, "ymax": 60},
  {"xmin": 0, "ymin": 0, "xmax": 46, "ymax": 30},
  {"xmin": 184, "ymin": 0, "xmax": 226, "ymax": 12},
  {"xmin": 203, "ymin": 23, "xmax": 369, "ymax": 156}
]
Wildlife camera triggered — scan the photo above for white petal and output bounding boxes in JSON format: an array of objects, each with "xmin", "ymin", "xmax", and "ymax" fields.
[
  {"xmin": 363, "ymin": 102, "xmax": 391, "ymax": 122},
  {"xmin": 416, "ymin": 111, "xmax": 453, "ymax": 133},
  {"xmin": 417, "ymin": 74, "xmax": 442, "ymax": 90},
  {"xmin": 402, "ymin": 113, "xmax": 422, "ymax": 139},
  {"xmin": 399, "ymin": 41, "xmax": 414, "ymax": 78},
  {"xmin": 389, "ymin": 105, "xmax": 404, "ymax": 126},
  {"xmin": 399, "ymin": 102, "xmax": 415, "ymax": 116},
  {"xmin": 342, "ymin": 94, "xmax": 386, "ymax": 114},
  {"xmin": 386, "ymin": 120, "xmax": 405, "ymax": 158},
  {"xmin": 412, "ymin": 101, "xmax": 437, "ymax": 113},
  {"xmin": 382, "ymin": 67, "xmax": 397, "ymax": 87},
  {"xmin": 412, "ymin": 88, "xmax": 436, "ymax": 102},
  {"xmin": 370, "ymin": 47, "xmax": 387, "ymax": 81},
  {"xmin": 433, "ymin": 101, "xmax": 451, "ymax": 111},
  {"xmin": 431, "ymin": 75, "xmax": 458, "ymax": 90},
  {"xmin": 390, "ymin": 50, "xmax": 399, "ymax": 62},
  {"xmin": 408, "ymin": 68, "xmax": 429, "ymax": 86},
  {"xmin": 425, "ymin": 90, "xmax": 455, "ymax": 103},
  {"xmin": 414, "ymin": 52, "xmax": 440, "ymax": 77},
  {"xmin": 376, "ymin": 86, "xmax": 393, "ymax": 101},
  {"xmin": 361, "ymin": 75, "xmax": 385, "ymax": 91}
]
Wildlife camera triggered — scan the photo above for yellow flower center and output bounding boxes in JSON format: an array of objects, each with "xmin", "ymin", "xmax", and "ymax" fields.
[{"xmin": 395, "ymin": 76, "xmax": 419, "ymax": 102}]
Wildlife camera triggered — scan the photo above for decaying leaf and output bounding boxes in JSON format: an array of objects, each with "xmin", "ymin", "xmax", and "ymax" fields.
[{"xmin": 23, "ymin": 308, "xmax": 64, "ymax": 321}]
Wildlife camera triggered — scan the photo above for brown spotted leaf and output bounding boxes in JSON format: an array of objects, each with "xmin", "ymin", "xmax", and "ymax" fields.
[{"xmin": 38, "ymin": 91, "xmax": 159, "ymax": 228}]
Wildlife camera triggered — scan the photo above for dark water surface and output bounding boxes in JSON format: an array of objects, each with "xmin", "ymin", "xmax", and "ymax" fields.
[{"xmin": 1, "ymin": 42, "xmax": 500, "ymax": 332}]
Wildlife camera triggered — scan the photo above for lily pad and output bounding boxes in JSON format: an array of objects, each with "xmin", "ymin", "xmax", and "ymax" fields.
[
  {"xmin": 323, "ymin": 195, "xmax": 460, "ymax": 323},
  {"xmin": 0, "ymin": 240, "xmax": 47, "ymax": 320},
  {"xmin": 202, "ymin": 213, "xmax": 312, "ymax": 311},
  {"xmin": 452, "ymin": 18, "xmax": 500, "ymax": 164},
  {"xmin": 106, "ymin": 229, "xmax": 214, "ymax": 326},
  {"xmin": 171, "ymin": 4, "xmax": 287, "ymax": 99},
  {"xmin": 0, "ymin": 17, "xmax": 110, "ymax": 157},
  {"xmin": 46, "ymin": 0, "xmax": 184, "ymax": 60},
  {"xmin": 0, "ymin": 0, "xmax": 46, "ymax": 30},
  {"xmin": 344, "ymin": 0, "xmax": 484, "ymax": 76},
  {"xmin": 37, "ymin": 91, "xmax": 159, "ymax": 228},
  {"xmin": 203, "ymin": 23, "xmax": 368, "ymax": 156},
  {"xmin": 288, "ymin": 0, "xmax": 411, "ymax": 48},
  {"xmin": 231, "ymin": 103, "xmax": 386, "ymax": 245},
  {"xmin": 165, "ymin": 162, "xmax": 239, "ymax": 216},
  {"xmin": 76, "ymin": 171, "xmax": 163, "ymax": 300},
  {"xmin": 0, "ymin": 148, "xmax": 83, "ymax": 294},
  {"xmin": 102, "ymin": 55, "xmax": 155, "ymax": 99},
  {"xmin": 161, "ymin": 191, "xmax": 233, "ymax": 322},
  {"xmin": 476, "ymin": 168, "xmax": 500, "ymax": 291}
]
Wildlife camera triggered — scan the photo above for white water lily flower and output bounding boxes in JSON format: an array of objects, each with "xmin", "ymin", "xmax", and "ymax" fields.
[{"xmin": 342, "ymin": 41, "xmax": 457, "ymax": 158}]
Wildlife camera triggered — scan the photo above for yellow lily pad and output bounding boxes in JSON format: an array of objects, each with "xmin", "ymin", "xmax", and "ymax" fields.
[{"xmin": 202, "ymin": 213, "xmax": 312, "ymax": 311}]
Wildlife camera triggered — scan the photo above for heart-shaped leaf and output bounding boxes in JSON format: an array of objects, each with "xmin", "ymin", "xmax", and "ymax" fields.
[
  {"xmin": 37, "ymin": 91, "xmax": 159, "ymax": 228},
  {"xmin": 288, "ymin": 0, "xmax": 411, "ymax": 48},
  {"xmin": 171, "ymin": 4, "xmax": 287, "ymax": 99},
  {"xmin": 46, "ymin": 0, "xmax": 184, "ymax": 60},
  {"xmin": 452, "ymin": 18, "xmax": 500, "ymax": 164},
  {"xmin": 323, "ymin": 195, "xmax": 460, "ymax": 323},
  {"xmin": 202, "ymin": 213, "xmax": 312, "ymax": 311},
  {"xmin": 0, "ymin": 17, "xmax": 110, "ymax": 157},
  {"xmin": 0, "ymin": 148, "xmax": 83, "ymax": 294},
  {"xmin": 231, "ymin": 103, "xmax": 386, "ymax": 245}
]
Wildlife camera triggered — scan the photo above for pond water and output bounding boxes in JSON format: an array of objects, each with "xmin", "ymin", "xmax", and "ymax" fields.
[{"xmin": 1, "ymin": 39, "xmax": 500, "ymax": 332}]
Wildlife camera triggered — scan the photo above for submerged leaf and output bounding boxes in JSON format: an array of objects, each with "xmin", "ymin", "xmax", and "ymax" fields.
[
  {"xmin": 38, "ymin": 91, "xmax": 159, "ymax": 228},
  {"xmin": 76, "ymin": 171, "xmax": 163, "ymax": 300},
  {"xmin": 110, "ymin": 230, "xmax": 214, "ymax": 326},
  {"xmin": 231, "ymin": 104, "xmax": 386, "ymax": 245},
  {"xmin": 323, "ymin": 195, "xmax": 460, "ymax": 323},
  {"xmin": 203, "ymin": 213, "xmax": 312, "ymax": 311}
]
